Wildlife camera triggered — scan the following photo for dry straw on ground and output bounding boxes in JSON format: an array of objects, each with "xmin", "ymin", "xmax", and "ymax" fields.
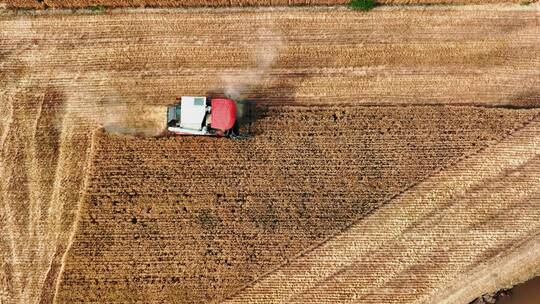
[
  {"xmin": 1, "ymin": 0, "xmax": 533, "ymax": 10},
  {"xmin": 1, "ymin": 4, "xmax": 539, "ymax": 304}
]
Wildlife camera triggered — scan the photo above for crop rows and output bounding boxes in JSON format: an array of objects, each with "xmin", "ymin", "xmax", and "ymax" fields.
[
  {"xmin": 1, "ymin": 5, "xmax": 539, "ymax": 303},
  {"xmin": 1, "ymin": 7, "xmax": 538, "ymax": 108},
  {"xmin": 2, "ymin": 0, "xmax": 528, "ymax": 9},
  {"xmin": 56, "ymin": 106, "xmax": 539, "ymax": 303}
]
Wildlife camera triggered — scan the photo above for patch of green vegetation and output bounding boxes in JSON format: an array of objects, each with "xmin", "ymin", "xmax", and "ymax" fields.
[
  {"xmin": 348, "ymin": 0, "xmax": 376, "ymax": 11},
  {"xmin": 88, "ymin": 5, "xmax": 106, "ymax": 12}
]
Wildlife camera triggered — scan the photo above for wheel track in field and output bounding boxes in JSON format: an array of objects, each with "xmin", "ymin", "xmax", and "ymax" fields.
[
  {"xmin": 37, "ymin": 91, "xmax": 70, "ymax": 304},
  {"xmin": 24, "ymin": 93, "xmax": 46, "ymax": 303},
  {"xmin": 0, "ymin": 96, "xmax": 18, "ymax": 303},
  {"xmin": 47, "ymin": 127, "xmax": 98, "ymax": 304},
  {"xmin": 0, "ymin": 87, "xmax": 96, "ymax": 303}
]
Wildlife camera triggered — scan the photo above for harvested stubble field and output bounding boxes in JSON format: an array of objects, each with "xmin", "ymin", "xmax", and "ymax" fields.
[
  {"xmin": 1, "ymin": 0, "xmax": 533, "ymax": 10},
  {"xmin": 1, "ymin": 4, "xmax": 539, "ymax": 304}
]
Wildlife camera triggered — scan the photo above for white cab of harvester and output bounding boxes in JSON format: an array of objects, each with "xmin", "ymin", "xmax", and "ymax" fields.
[{"xmin": 167, "ymin": 96, "xmax": 210, "ymax": 135}]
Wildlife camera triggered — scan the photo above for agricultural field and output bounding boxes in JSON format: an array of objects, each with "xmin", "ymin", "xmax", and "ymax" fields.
[
  {"xmin": 57, "ymin": 106, "xmax": 539, "ymax": 303},
  {"xmin": 1, "ymin": 0, "xmax": 533, "ymax": 10},
  {"xmin": 1, "ymin": 3, "xmax": 539, "ymax": 304}
]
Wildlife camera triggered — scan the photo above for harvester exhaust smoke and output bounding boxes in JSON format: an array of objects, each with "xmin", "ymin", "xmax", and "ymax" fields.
[{"xmin": 220, "ymin": 27, "xmax": 284, "ymax": 102}]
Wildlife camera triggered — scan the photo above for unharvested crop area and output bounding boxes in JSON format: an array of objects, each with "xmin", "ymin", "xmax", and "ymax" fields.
[{"xmin": 1, "ymin": 4, "xmax": 539, "ymax": 304}]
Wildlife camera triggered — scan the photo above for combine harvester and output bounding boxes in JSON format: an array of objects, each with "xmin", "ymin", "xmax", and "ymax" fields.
[{"xmin": 167, "ymin": 96, "xmax": 239, "ymax": 138}]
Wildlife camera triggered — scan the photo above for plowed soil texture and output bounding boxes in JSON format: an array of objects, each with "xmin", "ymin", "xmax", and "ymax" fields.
[
  {"xmin": 1, "ymin": 0, "xmax": 532, "ymax": 10},
  {"xmin": 1, "ymin": 4, "xmax": 539, "ymax": 304}
]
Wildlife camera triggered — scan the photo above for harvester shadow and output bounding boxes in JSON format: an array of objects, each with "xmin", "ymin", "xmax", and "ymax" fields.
[{"xmin": 235, "ymin": 100, "xmax": 269, "ymax": 137}]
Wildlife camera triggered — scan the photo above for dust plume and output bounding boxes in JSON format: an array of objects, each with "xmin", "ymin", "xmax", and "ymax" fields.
[
  {"xmin": 220, "ymin": 27, "xmax": 284, "ymax": 102},
  {"xmin": 63, "ymin": 89, "xmax": 166, "ymax": 137},
  {"xmin": 99, "ymin": 102, "xmax": 167, "ymax": 137}
]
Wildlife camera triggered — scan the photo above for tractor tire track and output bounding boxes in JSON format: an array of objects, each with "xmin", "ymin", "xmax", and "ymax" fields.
[
  {"xmin": 0, "ymin": 97, "xmax": 18, "ymax": 304},
  {"xmin": 43, "ymin": 128, "xmax": 97, "ymax": 304}
]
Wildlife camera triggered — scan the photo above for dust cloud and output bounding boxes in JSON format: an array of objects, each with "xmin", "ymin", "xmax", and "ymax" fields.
[
  {"xmin": 220, "ymin": 27, "xmax": 284, "ymax": 102},
  {"xmin": 63, "ymin": 90, "xmax": 166, "ymax": 137},
  {"xmin": 99, "ymin": 102, "xmax": 167, "ymax": 137},
  {"xmin": 63, "ymin": 27, "xmax": 285, "ymax": 137}
]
